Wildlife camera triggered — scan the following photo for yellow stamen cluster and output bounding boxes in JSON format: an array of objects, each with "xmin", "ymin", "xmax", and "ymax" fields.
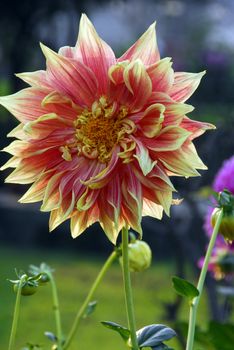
[{"xmin": 71, "ymin": 97, "xmax": 135, "ymax": 163}]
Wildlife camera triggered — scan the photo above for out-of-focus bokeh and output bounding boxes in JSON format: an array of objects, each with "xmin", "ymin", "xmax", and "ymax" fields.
[{"xmin": 0, "ymin": 0, "xmax": 233, "ymax": 349}]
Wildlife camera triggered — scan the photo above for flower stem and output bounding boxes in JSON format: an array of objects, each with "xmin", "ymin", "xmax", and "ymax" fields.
[
  {"xmin": 186, "ymin": 208, "xmax": 223, "ymax": 350},
  {"xmin": 121, "ymin": 226, "xmax": 139, "ymax": 350},
  {"xmin": 8, "ymin": 274, "xmax": 25, "ymax": 350},
  {"xmin": 47, "ymin": 271, "xmax": 63, "ymax": 350},
  {"xmin": 63, "ymin": 250, "xmax": 118, "ymax": 350}
]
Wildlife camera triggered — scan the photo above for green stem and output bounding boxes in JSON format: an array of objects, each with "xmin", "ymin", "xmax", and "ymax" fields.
[
  {"xmin": 63, "ymin": 250, "xmax": 117, "ymax": 350},
  {"xmin": 186, "ymin": 208, "xmax": 223, "ymax": 350},
  {"xmin": 47, "ymin": 271, "xmax": 63, "ymax": 350},
  {"xmin": 121, "ymin": 226, "xmax": 139, "ymax": 350},
  {"xmin": 8, "ymin": 275, "xmax": 25, "ymax": 350}
]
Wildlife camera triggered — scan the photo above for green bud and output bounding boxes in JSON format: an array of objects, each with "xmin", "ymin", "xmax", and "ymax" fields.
[
  {"xmin": 211, "ymin": 208, "xmax": 234, "ymax": 243},
  {"xmin": 120, "ymin": 240, "xmax": 152, "ymax": 272},
  {"xmin": 13, "ymin": 282, "xmax": 37, "ymax": 296}
]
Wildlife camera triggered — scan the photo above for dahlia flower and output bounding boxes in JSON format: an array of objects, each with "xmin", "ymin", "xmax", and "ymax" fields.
[{"xmin": 0, "ymin": 15, "xmax": 214, "ymax": 243}]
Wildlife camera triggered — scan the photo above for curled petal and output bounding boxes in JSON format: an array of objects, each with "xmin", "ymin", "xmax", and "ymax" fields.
[
  {"xmin": 82, "ymin": 148, "xmax": 119, "ymax": 189},
  {"xmin": 40, "ymin": 43, "xmax": 98, "ymax": 106},
  {"xmin": 76, "ymin": 14, "xmax": 116, "ymax": 94},
  {"xmin": 147, "ymin": 92, "xmax": 194, "ymax": 126},
  {"xmin": 169, "ymin": 71, "xmax": 206, "ymax": 102},
  {"xmin": 147, "ymin": 58, "xmax": 174, "ymax": 93},
  {"xmin": 133, "ymin": 138, "xmax": 157, "ymax": 176},
  {"xmin": 138, "ymin": 103, "xmax": 165, "ymax": 138},
  {"xmin": 108, "ymin": 61, "xmax": 129, "ymax": 85},
  {"xmin": 145, "ymin": 126, "xmax": 191, "ymax": 151},
  {"xmin": 118, "ymin": 22, "xmax": 160, "ymax": 65},
  {"xmin": 123, "ymin": 60, "xmax": 152, "ymax": 111}
]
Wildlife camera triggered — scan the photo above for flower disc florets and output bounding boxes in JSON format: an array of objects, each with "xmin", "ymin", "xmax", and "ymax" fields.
[{"xmin": 0, "ymin": 14, "xmax": 215, "ymax": 243}]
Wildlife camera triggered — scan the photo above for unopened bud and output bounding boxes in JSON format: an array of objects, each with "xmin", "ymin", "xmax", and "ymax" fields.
[
  {"xmin": 120, "ymin": 240, "xmax": 152, "ymax": 272},
  {"xmin": 211, "ymin": 208, "xmax": 234, "ymax": 242}
]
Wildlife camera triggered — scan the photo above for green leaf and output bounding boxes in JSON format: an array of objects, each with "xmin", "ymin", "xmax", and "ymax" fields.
[
  {"xmin": 83, "ymin": 301, "xmax": 98, "ymax": 318},
  {"xmin": 172, "ymin": 276, "xmax": 199, "ymax": 300},
  {"xmin": 136, "ymin": 324, "xmax": 176, "ymax": 348},
  {"xmin": 101, "ymin": 321, "xmax": 130, "ymax": 342}
]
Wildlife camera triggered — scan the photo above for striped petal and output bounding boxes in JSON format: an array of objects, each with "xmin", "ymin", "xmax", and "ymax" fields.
[
  {"xmin": 147, "ymin": 58, "xmax": 174, "ymax": 93},
  {"xmin": 123, "ymin": 60, "xmax": 152, "ymax": 112},
  {"xmin": 118, "ymin": 22, "xmax": 160, "ymax": 65},
  {"xmin": 169, "ymin": 71, "xmax": 206, "ymax": 102},
  {"xmin": 40, "ymin": 43, "xmax": 98, "ymax": 107},
  {"xmin": 138, "ymin": 103, "xmax": 165, "ymax": 138},
  {"xmin": 76, "ymin": 14, "xmax": 116, "ymax": 94}
]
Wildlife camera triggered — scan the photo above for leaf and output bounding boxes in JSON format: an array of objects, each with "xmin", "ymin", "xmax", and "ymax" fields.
[
  {"xmin": 172, "ymin": 276, "xmax": 199, "ymax": 300},
  {"xmin": 136, "ymin": 324, "xmax": 176, "ymax": 347},
  {"xmin": 44, "ymin": 331, "xmax": 57, "ymax": 342},
  {"xmin": 83, "ymin": 301, "xmax": 98, "ymax": 318},
  {"xmin": 101, "ymin": 321, "xmax": 130, "ymax": 342}
]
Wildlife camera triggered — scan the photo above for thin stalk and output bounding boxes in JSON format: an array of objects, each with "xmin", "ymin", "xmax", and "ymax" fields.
[
  {"xmin": 186, "ymin": 208, "xmax": 223, "ymax": 350},
  {"xmin": 47, "ymin": 271, "xmax": 63, "ymax": 350},
  {"xmin": 63, "ymin": 250, "xmax": 117, "ymax": 350},
  {"xmin": 8, "ymin": 275, "xmax": 25, "ymax": 350},
  {"xmin": 121, "ymin": 226, "xmax": 139, "ymax": 350}
]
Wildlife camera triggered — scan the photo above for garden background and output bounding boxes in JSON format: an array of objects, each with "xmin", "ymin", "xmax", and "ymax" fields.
[{"xmin": 0, "ymin": 0, "xmax": 233, "ymax": 349}]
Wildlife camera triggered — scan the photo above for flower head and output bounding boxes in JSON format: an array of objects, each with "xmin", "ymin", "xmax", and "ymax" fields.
[{"xmin": 0, "ymin": 15, "xmax": 214, "ymax": 243}]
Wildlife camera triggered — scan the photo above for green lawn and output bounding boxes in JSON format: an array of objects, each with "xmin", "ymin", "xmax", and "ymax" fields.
[{"xmin": 0, "ymin": 246, "xmax": 208, "ymax": 350}]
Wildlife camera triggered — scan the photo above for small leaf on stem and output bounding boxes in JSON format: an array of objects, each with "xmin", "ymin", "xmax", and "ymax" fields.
[
  {"xmin": 136, "ymin": 324, "xmax": 176, "ymax": 347},
  {"xmin": 172, "ymin": 276, "xmax": 199, "ymax": 300},
  {"xmin": 101, "ymin": 321, "xmax": 130, "ymax": 342}
]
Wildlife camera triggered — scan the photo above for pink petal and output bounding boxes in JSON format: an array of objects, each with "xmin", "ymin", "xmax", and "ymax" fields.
[
  {"xmin": 179, "ymin": 116, "xmax": 216, "ymax": 140},
  {"xmin": 76, "ymin": 14, "xmax": 116, "ymax": 94},
  {"xmin": 137, "ymin": 103, "xmax": 165, "ymax": 138},
  {"xmin": 70, "ymin": 206, "xmax": 99, "ymax": 238},
  {"xmin": 0, "ymin": 88, "xmax": 49, "ymax": 123},
  {"xmin": 147, "ymin": 58, "xmax": 174, "ymax": 93},
  {"xmin": 40, "ymin": 43, "xmax": 98, "ymax": 107},
  {"xmin": 123, "ymin": 60, "xmax": 152, "ymax": 112},
  {"xmin": 169, "ymin": 71, "xmax": 206, "ymax": 102},
  {"xmin": 144, "ymin": 126, "xmax": 191, "ymax": 152},
  {"xmin": 118, "ymin": 22, "xmax": 160, "ymax": 65},
  {"xmin": 15, "ymin": 70, "xmax": 51, "ymax": 89},
  {"xmin": 132, "ymin": 138, "xmax": 157, "ymax": 176},
  {"xmin": 121, "ymin": 167, "xmax": 143, "ymax": 236}
]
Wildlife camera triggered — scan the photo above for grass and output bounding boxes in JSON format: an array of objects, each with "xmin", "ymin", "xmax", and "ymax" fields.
[{"xmin": 0, "ymin": 246, "xmax": 209, "ymax": 350}]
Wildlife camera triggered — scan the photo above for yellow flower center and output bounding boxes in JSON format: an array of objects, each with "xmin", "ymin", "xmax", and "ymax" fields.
[{"xmin": 64, "ymin": 97, "xmax": 135, "ymax": 163}]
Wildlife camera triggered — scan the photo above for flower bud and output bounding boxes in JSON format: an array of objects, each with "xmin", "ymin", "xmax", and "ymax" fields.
[
  {"xmin": 120, "ymin": 240, "xmax": 152, "ymax": 272},
  {"xmin": 211, "ymin": 208, "xmax": 234, "ymax": 242},
  {"xmin": 13, "ymin": 282, "xmax": 37, "ymax": 296}
]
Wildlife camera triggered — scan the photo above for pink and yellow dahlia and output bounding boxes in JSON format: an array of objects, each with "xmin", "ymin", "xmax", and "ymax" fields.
[{"xmin": 0, "ymin": 15, "xmax": 215, "ymax": 243}]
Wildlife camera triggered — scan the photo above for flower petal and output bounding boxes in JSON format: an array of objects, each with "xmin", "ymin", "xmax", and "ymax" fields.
[
  {"xmin": 179, "ymin": 116, "xmax": 216, "ymax": 140},
  {"xmin": 70, "ymin": 206, "xmax": 99, "ymax": 238},
  {"xmin": 118, "ymin": 22, "xmax": 160, "ymax": 65},
  {"xmin": 15, "ymin": 70, "xmax": 51, "ymax": 89},
  {"xmin": 76, "ymin": 14, "xmax": 116, "ymax": 94},
  {"xmin": 138, "ymin": 103, "xmax": 165, "ymax": 138},
  {"xmin": 40, "ymin": 43, "xmax": 98, "ymax": 107},
  {"xmin": 169, "ymin": 71, "xmax": 206, "ymax": 102},
  {"xmin": 143, "ymin": 199, "xmax": 163, "ymax": 219},
  {"xmin": 123, "ymin": 60, "xmax": 152, "ymax": 111},
  {"xmin": 122, "ymin": 168, "xmax": 142, "ymax": 236},
  {"xmin": 147, "ymin": 58, "xmax": 174, "ymax": 93},
  {"xmin": 0, "ymin": 88, "xmax": 48, "ymax": 123},
  {"xmin": 145, "ymin": 126, "xmax": 191, "ymax": 152},
  {"xmin": 133, "ymin": 138, "xmax": 157, "ymax": 176}
]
